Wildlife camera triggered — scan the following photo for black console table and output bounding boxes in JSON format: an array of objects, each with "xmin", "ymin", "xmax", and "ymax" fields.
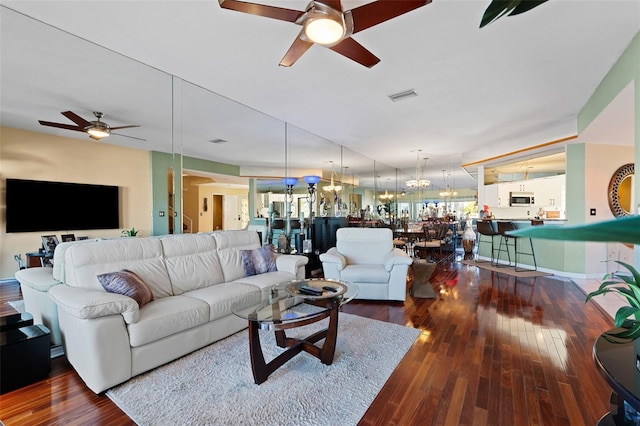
[
  {"xmin": 593, "ymin": 331, "xmax": 640, "ymax": 425},
  {"xmin": 0, "ymin": 311, "xmax": 33, "ymax": 332},
  {"xmin": 0, "ymin": 320, "xmax": 51, "ymax": 394},
  {"xmin": 25, "ymin": 251, "xmax": 53, "ymax": 267}
]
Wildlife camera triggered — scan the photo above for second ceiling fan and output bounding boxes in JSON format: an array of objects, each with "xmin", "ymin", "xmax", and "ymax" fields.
[
  {"xmin": 218, "ymin": 0, "xmax": 430, "ymax": 68},
  {"xmin": 38, "ymin": 111, "xmax": 144, "ymax": 141}
]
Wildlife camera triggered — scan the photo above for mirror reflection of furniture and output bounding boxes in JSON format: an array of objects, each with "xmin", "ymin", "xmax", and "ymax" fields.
[
  {"xmin": 319, "ymin": 228, "xmax": 413, "ymax": 301},
  {"xmin": 608, "ymin": 163, "xmax": 634, "ymax": 217}
]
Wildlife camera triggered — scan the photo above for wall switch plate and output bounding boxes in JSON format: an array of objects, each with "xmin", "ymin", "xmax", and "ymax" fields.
[{"xmin": 590, "ymin": 208, "xmax": 596, "ymax": 216}]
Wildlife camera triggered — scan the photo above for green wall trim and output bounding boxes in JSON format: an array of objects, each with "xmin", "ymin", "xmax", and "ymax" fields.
[
  {"xmin": 150, "ymin": 151, "xmax": 172, "ymax": 235},
  {"xmin": 183, "ymin": 156, "xmax": 240, "ymax": 176},
  {"xmin": 578, "ymin": 31, "xmax": 640, "ymax": 133}
]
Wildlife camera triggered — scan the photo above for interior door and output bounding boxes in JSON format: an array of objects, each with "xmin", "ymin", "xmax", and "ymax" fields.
[{"xmin": 223, "ymin": 195, "xmax": 248, "ymax": 230}]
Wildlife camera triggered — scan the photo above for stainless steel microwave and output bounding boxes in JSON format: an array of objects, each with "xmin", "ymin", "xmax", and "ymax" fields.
[{"xmin": 509, "ymin": 192, "xmax": 535, "ymax": 206}]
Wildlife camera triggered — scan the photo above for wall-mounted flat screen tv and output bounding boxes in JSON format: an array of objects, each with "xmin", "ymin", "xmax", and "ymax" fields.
[{"xmin": 5, "ymin": 178, "xmax": 120, "ymax": 233}]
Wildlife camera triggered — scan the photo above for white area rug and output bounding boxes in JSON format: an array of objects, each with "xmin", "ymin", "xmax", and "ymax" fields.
[{"xmin": 107, "ymin": 312, "xmax": 420, "ymax": 426}]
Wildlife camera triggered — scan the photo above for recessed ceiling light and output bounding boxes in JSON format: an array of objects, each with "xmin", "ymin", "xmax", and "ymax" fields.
[
  {"xmin": 388, "ymin": 89, "xmax": 417, "ymax": 103},
  {"xmin": 209, "ymin": 138, "xmax": 228, "ymax": 144}
]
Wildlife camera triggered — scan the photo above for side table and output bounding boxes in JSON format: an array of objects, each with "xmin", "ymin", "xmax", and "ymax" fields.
[
  {"xmin": 26, "ymin": 252, "xmax": 53, "ymax": 267},
  {"xmin": 0, "ymin": 311, "xmax": 34, "ymax": 332},
  {"xmin": 1, "ymin": 324, "xmax": 51, "ymax": 393},
  {"xmin": 593, "ymin": 330, "xmax": 640, "ymax": 425}
]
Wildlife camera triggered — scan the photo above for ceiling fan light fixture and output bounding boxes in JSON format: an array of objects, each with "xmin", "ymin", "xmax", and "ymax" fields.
[
  {"xmin": 300, "ymin": 1, "xmax": 346, "ymax": 46},
  {"xmin": 304, "ymin": 17, "xmax": 344, "ymax": 45},
  {"xmin": 86, "ymin": 122, "xmax": 110, "ymax": 139}
]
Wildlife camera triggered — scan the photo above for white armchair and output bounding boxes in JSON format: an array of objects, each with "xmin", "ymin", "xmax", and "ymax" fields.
[{"xmin": 319, "ymin": 228, "xmax": 413, "ymax": 301}]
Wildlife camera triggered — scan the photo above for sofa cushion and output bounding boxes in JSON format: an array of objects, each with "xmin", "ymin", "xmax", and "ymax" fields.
[
  {"xmin": 97, "ymin": 270, "xmax": 154, "ymax": 308},
  {"xmin": 64, "ymin": 238, "xmax": 173, "ymax": 299},
  {"xmin": 160, "ymin": 234, "xmax": 225, "ymax": 295},
  {"xmin": 241, "ymin": 245, "xmax": 277, "ymax": 276},
  {"xmin": 52, "ymin": 238, "xmax": 102, "ymax": 282},
  {"xmin": 211, "ymin": 230, "xmax": 261, "ymax": 282},
  {"xmin": 336, "ymin": 228, "xmax": 393, "ymax": 265},
  {"xmin": 182, "ymin": 282, "xmax": 262, "ymax": 322},
  {"xmin": 127, "ymin": 295, "xmax": 210, "ymax": 347},
  {"xmin": 339, "ymin": 264, "xmax": 390, "ymax": 284}
]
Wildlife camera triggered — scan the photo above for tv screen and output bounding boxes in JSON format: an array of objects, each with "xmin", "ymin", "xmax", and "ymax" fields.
[{"xmin": 6, "ymin": 178, "xmax": 120, "ymax": 233}]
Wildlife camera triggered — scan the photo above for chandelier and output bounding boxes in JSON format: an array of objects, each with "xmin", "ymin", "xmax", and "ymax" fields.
[
  {"xmin": 406, "ymin": 150, "xmax": 430, "ymax": 189},
  {"xmin": 323, "ymin": 162, "xmax": 342, "ymax": 192},
  {"xmin": 379, "ymin": 189, "xmax": 394, "ymax": 200},
  {"xmin": 379, "ymin": 177, "xmax": 393, "ymax": 200},
  {"xmin": 439, "ymin": 170, "xmax": 457, "ymax": 197}
]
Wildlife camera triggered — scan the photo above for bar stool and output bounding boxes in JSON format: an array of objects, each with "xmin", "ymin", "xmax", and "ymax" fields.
[
  {"xmin": 496, "ymin": 221, "xmax": 537, "ymax": 271},
  {"xmin": 475, "ymin": 220, "xmax": 500, "ymax": 265}
]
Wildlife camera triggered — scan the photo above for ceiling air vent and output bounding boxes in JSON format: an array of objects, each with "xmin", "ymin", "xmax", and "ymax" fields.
[{"xmin": 388, "ymin": 89, "xmax": 417, "ymax": 103}]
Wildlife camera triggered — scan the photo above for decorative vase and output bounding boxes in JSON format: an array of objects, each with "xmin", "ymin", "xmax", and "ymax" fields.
[{"xmin": 462, "ymin": 219, "xmax": 476, "ymax": 254}]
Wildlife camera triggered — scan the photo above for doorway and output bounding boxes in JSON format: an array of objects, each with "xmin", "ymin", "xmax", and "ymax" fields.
[{"xmin": 212, "ymin": 194, "xmax": 223, "ymax": 231}]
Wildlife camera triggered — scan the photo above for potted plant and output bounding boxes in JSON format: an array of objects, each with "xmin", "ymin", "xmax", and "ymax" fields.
[
  {"xmin": 586, "ymin": 261, "xmax": 640, "ymax": 342},
  {"xmin": 121, "ymin": 227, "xmax": 139, "ymax": 237}
]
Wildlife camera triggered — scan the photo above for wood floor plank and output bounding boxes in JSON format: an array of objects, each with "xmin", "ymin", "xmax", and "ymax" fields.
[{"xmin": 1, "ymin": 254, "xmax": 616, "ymax": 425}]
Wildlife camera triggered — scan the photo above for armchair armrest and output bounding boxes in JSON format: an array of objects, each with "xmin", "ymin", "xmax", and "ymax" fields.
[
  {"xmin": 48, "ymin": 285, "xmax": 140, "ymax": 324},
  {"xmin": 319, "ymin": 248, "xmax": 347, "ymax": 271},
  {"xmin": 383, "ymin": 249, "xmax": 413, "ymax": 272},
  {"xmin": 274, "ymin": 254, "xmax": 309, "ymax": 275}
]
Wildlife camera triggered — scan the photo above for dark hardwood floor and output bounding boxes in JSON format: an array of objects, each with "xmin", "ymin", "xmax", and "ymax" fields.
[{"xmin": 0, "ymin": 253, "xmax": 613, "ymax": 425}]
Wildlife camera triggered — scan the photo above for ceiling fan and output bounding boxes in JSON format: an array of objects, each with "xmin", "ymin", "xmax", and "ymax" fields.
[
  {"xmin": 38, "ymin": 111, "xmax": 145, "ymax": 141},
  {"xmin": 218, "ymin": 0, "xmax": 430, "ymax": 68}
]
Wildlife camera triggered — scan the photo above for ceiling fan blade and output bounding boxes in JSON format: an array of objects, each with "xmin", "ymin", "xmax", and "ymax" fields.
[
  {"xmin": 279, "ymin": 33, "xmax": 314, "ymax": 67},
  {"xmin": 38, "ymin": 120, "xmax": 84, "ymax": 132},
  {"xmin": 111, "ymin": 132, "xmax": 147, "ymax": 141},
  {"xmin": 349, "ymin": 0, "xmax": 431, "ymax": 34},
  {"xmin": 329, "ymin": 37, "xmax": 380, "ymax": 68},
  {"xmin": 218, "ymin": 0, "xmax": 303, "ymax": 23},
  {"xmin": 61, "ymin": 111, "xmax": 92, "ymax": 127},
  {"xmin": 109, "ymin": 125, "xmax": 141, "ymax": 130}
]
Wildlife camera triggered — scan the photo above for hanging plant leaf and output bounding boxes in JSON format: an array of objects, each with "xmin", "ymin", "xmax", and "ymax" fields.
[
  {"xmin": 480, "ymin": 0, "xmax": 549, "ymax": 28},
  {"xmin": 509, "ymin": 0, "xmax": 549, "ymax": 16},
  {"xmin": 507, "ymin": 215, "xmax": 640, "ymax": 245}
]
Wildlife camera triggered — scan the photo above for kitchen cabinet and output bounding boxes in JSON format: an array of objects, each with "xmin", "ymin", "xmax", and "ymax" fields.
[
  {"xmin": 484, "ymin": 175, "xmax": 565, "ymax": 210},
  {"xmin": 531, "ymin": 175, "xmax": 565, "ymax": 207},
  {"xmin": 484, "ymin": 184, "xmax": 506, "ymax": 206}
]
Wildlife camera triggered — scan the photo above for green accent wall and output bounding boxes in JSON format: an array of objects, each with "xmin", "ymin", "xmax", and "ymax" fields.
[
  {"xmin": 578, "ymin": 32, "xmax": 639, "ymax": 134},
  {"xmin": 564, "ymin": 144, "xmax": 586, "ymax": 273},
  {"xmin": 151, "ymin": 151, "xmax": 171, "ymax": 235},
  {"xmin": 151, "ymin": 151, "xmax": 241, "ymax": 235},
  {"xmin": 578, "ymin": 31, "xmax": 639, "ymax": 270}
]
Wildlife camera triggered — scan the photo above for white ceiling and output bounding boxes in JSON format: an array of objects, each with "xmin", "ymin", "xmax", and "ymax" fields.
[{"xmin": 1, "ymin": 0, "xmax": 639, "ymax": 191}]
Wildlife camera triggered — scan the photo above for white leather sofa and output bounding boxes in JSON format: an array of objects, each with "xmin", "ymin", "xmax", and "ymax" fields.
[
  {"xmin": 15, "ymin": 238, "xmax": 102, "ymax": 345},
  {"xmin": 30, "ymin": 230, "xmax": 306, "ymax": 394},
  {"xmin": 319, "ymin": 228, "xmax": 413, "ymax": 301}
]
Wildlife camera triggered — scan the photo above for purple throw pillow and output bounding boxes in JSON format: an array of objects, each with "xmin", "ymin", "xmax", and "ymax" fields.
[
  {"xmin": 97, "ymin": 269, "xmax": 154, "ymax": 308},
  {"xmin": 241, "ymin": 245, "xmax": 277, "ymax": 276}
]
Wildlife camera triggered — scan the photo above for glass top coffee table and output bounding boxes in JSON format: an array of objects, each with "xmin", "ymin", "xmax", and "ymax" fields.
[{"xmin": 233, "ymin": 278, "xmax": 358, "ymax": 384}]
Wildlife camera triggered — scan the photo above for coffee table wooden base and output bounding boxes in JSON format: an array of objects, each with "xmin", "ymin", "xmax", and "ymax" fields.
[{"xmin": 248, "ymin": 298, "xmax": 339, "ymax": 385}]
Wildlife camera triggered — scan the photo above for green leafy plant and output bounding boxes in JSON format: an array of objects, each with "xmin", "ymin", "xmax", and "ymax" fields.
[
  {"xmin": 480, "ymin": 0, "xmax": 549, "ymax": 28},
  {"xmin": 121, "ymin": 227, "xmax": 139, "ymax": 237},
  {"xmin": 586, "ymin": 261, "xmax": 640, "ymax": 342}
]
